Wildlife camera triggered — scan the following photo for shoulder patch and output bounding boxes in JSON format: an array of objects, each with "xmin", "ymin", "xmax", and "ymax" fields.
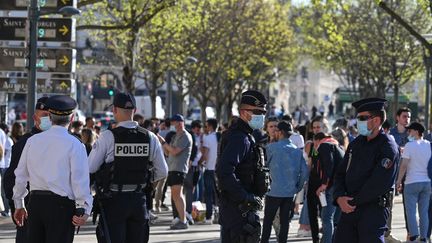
[{"xmin": 381, "ymin": 158, "xmax": 394, "ymax": 169}]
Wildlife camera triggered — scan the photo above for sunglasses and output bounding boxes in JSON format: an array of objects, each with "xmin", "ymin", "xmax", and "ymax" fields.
[
  {"xmin": 356, "ymin": 115, "xmax": 375, "ymax": 121},
  {"xmin": 243, "ymin": 109, "xmax": 266, "ymax": 115}
]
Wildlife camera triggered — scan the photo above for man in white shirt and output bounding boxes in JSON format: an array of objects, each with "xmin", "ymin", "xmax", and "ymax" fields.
[
  {"xmin": 397, "ymin": 122, "xmax": 431, "ymax": 243},
  {"xmin": 13, "ymin": 95, "xmax": 92, "ymax": 243},
  {"xmin": 200, "ymin": 118, "xmax": 219, "ymax": 224}
]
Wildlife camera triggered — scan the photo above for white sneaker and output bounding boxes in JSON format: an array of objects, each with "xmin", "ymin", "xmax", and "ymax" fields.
[
  {"xmin": 199, "ymin": 219, "xmax": 213, "ymax": 225},
  {"xmin": 186, "ymin": 213, "xmax": 195, "ymax": 225},
  {"xmin": 171, "ymin": 217, "xmax": 180, "ymax": 226},
  {"xmin": 297, "ymin": 229, "xmax": 312, "ymax": 237},
  {"xmin": 384, "ymin": 234, "xmax": 402, "ymax": 243}
]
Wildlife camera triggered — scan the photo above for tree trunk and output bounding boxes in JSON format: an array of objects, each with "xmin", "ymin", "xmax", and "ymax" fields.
[
  {"xmin": 122, "ymin": 31, "xmax": 137, "ymax": 93},
  {"xmin": 150, "ymin": 87, "xmax": 157, "ymax": 118},
  {"xmin": 393, "ymin": 82, "xmax": 399, "ymax": 118},
  {"xmin": 200, "ymin": 101, "xmax": 207, "ymax": 123},
  {"xmin": 215, "ymin": 102, "xmax": 222, "ymax": 123}
]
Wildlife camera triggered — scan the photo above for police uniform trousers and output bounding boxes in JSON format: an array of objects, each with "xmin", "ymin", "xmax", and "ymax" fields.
[
  {"xmin": 27, "ymin": 191, "xmax": 75, "ymax": 243},
  {"xmin": 97, "ymin": 191, "xmax": 149, "ymax": 243},
  {"xmin": 334, "ymin": 203, "xmax": 389, "ymax": 243},
  {"xmin": 220, "ymin": 199, "xmax": 261, "ymax": 243}
]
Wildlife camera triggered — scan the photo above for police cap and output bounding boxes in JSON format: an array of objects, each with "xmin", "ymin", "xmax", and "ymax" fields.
[
  {"xmin": 352, "ymin": 98, "xmax": 387, "ymax": 113},
  {"xmin": 46, "ymin": 95, "xmax": 77, "ymax": 116},
  {"xmin": 113, "ymin": 92, "xmax": 136, "ymax": 109},
  {"xmin": 240, "ymin": 90, "xmax": 267, "ymax": 110},
  {"xmin": 35, "ymin": 97, "xmax": 49, "ymax": 111},
  {"xmin": 406, "ymin": 122, "xmax": 425, "ymax": 134}
]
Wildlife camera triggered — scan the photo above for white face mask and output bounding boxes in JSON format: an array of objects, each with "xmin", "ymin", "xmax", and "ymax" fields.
[
  {"xmin": 39, "ymin": 116, "xmax": 52, "ymax": 131},
  {"xmin": 170, "ymin": 125, "xmax": 176, "ymax": 132}
]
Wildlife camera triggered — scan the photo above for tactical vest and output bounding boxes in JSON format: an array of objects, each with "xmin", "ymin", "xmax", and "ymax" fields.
[
  {"xmin": 96, "ymin": 127, "xmax": 151, "ymax": 194},
  {"xmin": 233, "ymin": 133, "xmax": 270, "ymax": 197}
]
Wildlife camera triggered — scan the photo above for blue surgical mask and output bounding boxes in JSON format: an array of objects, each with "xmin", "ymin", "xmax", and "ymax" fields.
[
  {"xmin": 248, "ymin": 115, "xmax": 265, "ymax": 130},
  {"xmin": 39, "ymin": 116, "xmax": 52, "ymax": 131},
  {"xmin": 408, "ymin": 135, "xmax": 416, "ymax": 142},
  {"xmin": 357, "ymin": 120, "xmax": 372, "ymax": 136}
]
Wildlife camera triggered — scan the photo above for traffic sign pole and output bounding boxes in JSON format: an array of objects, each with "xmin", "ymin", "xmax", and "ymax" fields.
[{"xmin": 27, "ymin": 0, "xmax": 38, "ymax": 130}]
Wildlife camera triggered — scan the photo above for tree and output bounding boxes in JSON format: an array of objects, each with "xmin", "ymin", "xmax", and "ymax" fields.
[
  {"xmin": 77, "ymin": 0, "xmax": 175, "ymax": 93},
  {"xmin": 294, "ymin": 0, "xmax": 431, "ymax": 115}
]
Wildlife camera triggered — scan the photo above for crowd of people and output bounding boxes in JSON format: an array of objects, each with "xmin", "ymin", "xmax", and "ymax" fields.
[{"xmin": 0, "ymin": 91, "xmax": 432, "ymax": 243}]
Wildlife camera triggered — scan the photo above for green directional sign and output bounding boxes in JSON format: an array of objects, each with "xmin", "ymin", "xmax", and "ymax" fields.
[
  {"xmin": 0, "ymin": 0, "xmax": 76, "ymax": 11},
  {"xmin": 0, "ymin": 77, "xmax": 72, "ymax": 94},
  {"xmin": 0, "ymin": 47, "xmax": 75, "ymax": 73},
  {"xmin": 0, "ymin": 17, "xmax": 74, "ymax": 42}
]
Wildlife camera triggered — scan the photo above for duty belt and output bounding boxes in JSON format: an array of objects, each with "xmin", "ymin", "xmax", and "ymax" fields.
[{"xmin": 109, "ymin": 184, "xmax": 147, "ymax": 192}]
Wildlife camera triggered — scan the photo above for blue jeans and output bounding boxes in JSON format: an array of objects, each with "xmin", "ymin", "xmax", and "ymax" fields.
[
  {"xmin": 299, "ymin": 197, "xmax": 310, "ymax": 225},
  {"xmin": 204, "ymin": 170, "xmax": 215, "ymax": 219},
  {"xmin": 321, "ymin": 189, "xmax": 336, "ymax": 243},
  {"xmin": 404, "ymin": 182, "xmax": 431, "ymax": 239}
]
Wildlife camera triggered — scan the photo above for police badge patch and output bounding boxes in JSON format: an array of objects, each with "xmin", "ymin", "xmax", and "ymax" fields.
[{"xmin": 381, "ymin": 158, "xmax": 393, "ymax": 169}]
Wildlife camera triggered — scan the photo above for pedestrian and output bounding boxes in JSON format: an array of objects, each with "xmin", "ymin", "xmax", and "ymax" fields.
[
  {"xmin": 70, "ymin": 120, "xmax": 83, "ymax": 139},
  {"xmin": 305, "ymin": 116, "xmax": 329, "ymax": 241},
  {"xmin": 389, "ymin": 107, "xmax": 411, "ymax": 243},
  {"xmin": 81, "ymin": 128, "xmax": 96, "ymax": 155},
  {"xmin": 312, "ymin": 132, "xmax": 344, "ymax": 243},
  {"xmin": 156, "ymin": 114, "xmax": 192, "ymax": 230},
  {"xmin": 261, "ymin": 121, "xmax": 309, "ymax": 243},
  {"xmin": 333, "ymin": 97, "xmax": 399, "ymax": 243},
  {"xmin": 89, "ymin": 92, "xmax": 168, "ymax": 243},
  {"xmin": 200, "ymin": 118, "xmax": 219, "ymax": 224},
  {"xmin": 396, "ymin": 122, "xmax": 431, "ymax": 243},
  {"xmin": 216, "ymin": 90, "xmax": 269, "ymax": 242},
  {"xmin": 12, "ymin": 95, "xmax": 92, "ymax": 243},
  {"xmin": 265, "ymin": 117, "xmax": 278, "ymax": 143},
  {"xmin": 0, "ymin": 123, "xmax": 13, "ymax": 217},
  {"xmin": 3, "ymin": 97, "xmax": 51, "ymax": 243}
]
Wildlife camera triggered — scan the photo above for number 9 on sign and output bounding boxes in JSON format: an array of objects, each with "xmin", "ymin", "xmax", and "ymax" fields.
[
  {"xmin": 38, "ymin": 29, "xmax": 46, "ymax": 38},
  {"xmin": 39, "ymin": 0, "xmax": 47, "ymax": 7}
]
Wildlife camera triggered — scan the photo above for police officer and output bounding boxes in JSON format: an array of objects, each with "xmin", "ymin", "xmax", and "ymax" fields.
[
  {"xmin": 216, "ymin": 90, "xmax": 269, "ymax": 243},
  {"xmin": 12, "ymin": 95, "xmax": 93, "ymax": 243},
  {"xmin": 4, "ymin": 97, "xmax": 51, "ymax": 243},
  {"xmin": 88, "ymin": 92, "xmax": 168, "ymax": 243},
  {"xmin": 333, "ymin": 98, "xmax": 399, "ymax": 243}
]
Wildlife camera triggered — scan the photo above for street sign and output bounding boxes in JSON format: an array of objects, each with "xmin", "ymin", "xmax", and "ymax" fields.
[
  {"xmin": 0, "ymin": 17, "xmax": 74, "ymax": 42},
  {"xmin": 0, "ymin": 0, "xmax": 76, "ymax": 11},
  {"xmin": 0, "ymin": 47, "xmax": 76, "ymax": 73},
  {"xmin": 0, "ymin": 77, "xmax": 72, "ymax": 94}
]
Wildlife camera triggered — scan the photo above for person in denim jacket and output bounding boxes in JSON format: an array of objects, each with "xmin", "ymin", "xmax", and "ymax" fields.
[{"xmin": 260, "ymin": 121, "xmax": 309, "ymax": 243}]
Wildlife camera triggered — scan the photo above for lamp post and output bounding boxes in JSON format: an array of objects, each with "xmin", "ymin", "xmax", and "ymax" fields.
[{"xmin": 26, "ymin": 3, "xmax": 81, "ymax": 130}]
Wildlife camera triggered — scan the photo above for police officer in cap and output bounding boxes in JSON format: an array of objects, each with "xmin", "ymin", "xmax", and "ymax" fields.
[
  {"xmin": 13, "ymin": 95, "xmax": 93, "ymax": 243},
  {"xmin": 4, "ymin": 97, "xmax": 51, "ymax": 243},
  {"xmin": 88, "ymin": 92, "xmax": 168, "ymax": 243},
  {"xmin": 216, "ymin": 90, "xmax": 269, "ymax": 243},
  {"xmin": 333, "ymin": 98, "xmax": 399, "ymax": 243}
]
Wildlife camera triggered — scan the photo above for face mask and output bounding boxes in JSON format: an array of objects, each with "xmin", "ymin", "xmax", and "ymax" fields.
[
  {"xmin": 170, "ymin": 125, "xmax": 176, "ymax": 132},
  {"xmin": 408, "ymin": 135, "xmax": 416, "ymax": 142},
  {"xmin": 248, "ymin": 114, "xmax": 265, "ymax": 130},
  {"xmin": 357, "ymin": 120, "xmax": 372, "ymax": 136},
  {"xmin": 40, "ymin": 116, "xmax": 52, "ymax": 131}
]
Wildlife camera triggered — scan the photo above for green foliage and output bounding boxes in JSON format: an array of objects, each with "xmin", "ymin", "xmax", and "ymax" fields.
[{"xmin": 294, "ymin": 0, "xmax": 432, "ymax": 110}]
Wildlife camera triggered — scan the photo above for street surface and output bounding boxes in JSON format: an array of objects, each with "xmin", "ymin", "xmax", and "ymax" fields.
[{"xmin": 0, "ymin": 195, "xmax": 411, "ymax": 242}]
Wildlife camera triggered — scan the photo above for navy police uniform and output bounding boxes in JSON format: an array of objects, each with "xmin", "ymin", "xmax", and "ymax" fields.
[
  {"xmin": 216, "ymin": 90, "xmax": 269, "ymax": 243},
  {"xmin": 88, "ymin": 92, "xmax": 168, "ymax": 243},
  {"xmin": 333, "ymin": 98, "xmax": 399, "ymax": 243},
  {"xmin": 4, "ymin": 97, "xmax": 49, "ymax": 243}
]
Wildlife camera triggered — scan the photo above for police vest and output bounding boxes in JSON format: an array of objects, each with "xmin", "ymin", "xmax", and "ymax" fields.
[
  {"xmin": 232, "ymin": 133, "xmax": 270, "ymax": 197},
  {"xmin": 111, "ymin": 126, "xmax": 151, "ymax": 185}
]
